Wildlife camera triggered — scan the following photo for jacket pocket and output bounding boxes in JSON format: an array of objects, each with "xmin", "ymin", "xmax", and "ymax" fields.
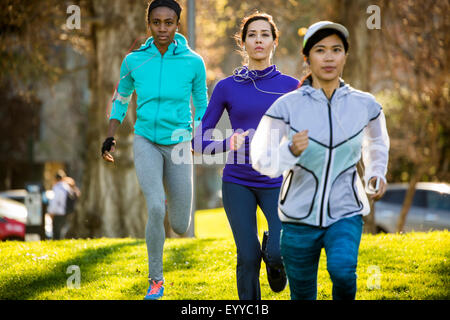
[
  {"xmin": 328, "ymin": 166, "xmax": 363, "ymax": 219},
  {"xmin": 280, "ymin": 170, "xmax": 293, "ymax": 205},
  {"xmin": 279, "ymin": 165, "xmax": 318, "ymax": 221}
]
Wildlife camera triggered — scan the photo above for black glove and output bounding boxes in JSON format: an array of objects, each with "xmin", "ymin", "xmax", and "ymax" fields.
[{"xmin": 101, "ymin": 137, "xmax": 116, "ymax": 155}]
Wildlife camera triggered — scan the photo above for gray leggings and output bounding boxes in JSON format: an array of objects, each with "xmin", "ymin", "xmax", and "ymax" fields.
[{"xmin": 134, "ymin": 135, "xmax": 193, "ymax": 282}]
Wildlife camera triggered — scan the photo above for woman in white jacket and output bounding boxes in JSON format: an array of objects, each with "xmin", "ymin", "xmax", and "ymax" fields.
[{"xmin": 251, "ymin": 21, "xmax": 389, "ymax": 300}]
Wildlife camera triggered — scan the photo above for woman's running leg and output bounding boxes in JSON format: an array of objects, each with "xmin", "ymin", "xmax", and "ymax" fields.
[
  {"xmin": 222, "ymin": 181, "xmax": 261, "ymax": 300},
  {"xmin": 254, "ymin": 186, "xmax": 283, "ymax": 267},
  {"xmin": 134, "ymin": 135, "xmax": 166, "ymax": 282},
  {"xmin": 162, "ymin": 141, "xmax": 193, "ymax": 235}
]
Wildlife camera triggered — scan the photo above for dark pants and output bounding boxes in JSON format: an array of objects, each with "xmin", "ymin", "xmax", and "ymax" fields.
[
  {"xmin": 222, "ymin": 181, "xmax": 283, "ymax": 300},
  {"xmin": 52, "ymin": 215, "xmax": 67, "ymax": 240},
  {"xmin": 280, "ymin": 215, "xmax": 363, "ymax": 300}
]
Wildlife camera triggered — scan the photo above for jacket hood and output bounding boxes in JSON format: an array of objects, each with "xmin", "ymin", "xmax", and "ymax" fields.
[
  {"xmin": 233, "ymin": 65, "xmax": 281, "ymax": 83},
  {"xmin": 135, "ymin": 32, "xmax": 190, "ymax": 55}
]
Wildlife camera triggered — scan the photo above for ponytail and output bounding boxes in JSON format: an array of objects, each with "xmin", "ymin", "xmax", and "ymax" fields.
[{"xmin": 297, "ymin": 72, "xmax": 312, "ymax": 89}]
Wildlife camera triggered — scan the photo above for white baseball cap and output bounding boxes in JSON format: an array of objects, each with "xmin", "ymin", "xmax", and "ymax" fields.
[{"xmin": 302, "ymin": 21, "xmax": 349, "ymax": 53}]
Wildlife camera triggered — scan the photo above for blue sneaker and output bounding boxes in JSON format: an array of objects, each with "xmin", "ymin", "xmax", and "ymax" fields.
[{"xmin": 144, "ymin": 279, "xmax": 164, "ymax": 300}]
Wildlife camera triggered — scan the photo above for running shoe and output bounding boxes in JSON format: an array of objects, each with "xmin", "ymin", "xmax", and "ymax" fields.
[
  {"xmin": 262, "ymin": 231, "xmax": 287, "ymax": 293},
  {"xmin": 144, "ymin": 279, "xmax": 164, "ymax": 300}
]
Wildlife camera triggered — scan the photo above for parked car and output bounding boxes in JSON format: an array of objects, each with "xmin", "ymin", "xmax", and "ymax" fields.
[
  {"xmin": 375, "ymin": 182, "xmax": 450, "ymax": 233},
  {"xmin": 0, "ymin": 197, "xmax": 27, "ymax": 241},
  {"xmin": 0, "ymin": 189, "xmax": 54, "ymax": 239},
  {"xmin": 0, "ymin": 189, "xmax": 54, "ymax": 206}
]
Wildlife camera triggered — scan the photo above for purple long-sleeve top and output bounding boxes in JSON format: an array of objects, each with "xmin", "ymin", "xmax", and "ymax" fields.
[{"xmin": 192, "ymin": 65, "xmax": 299, "ymax": 188}]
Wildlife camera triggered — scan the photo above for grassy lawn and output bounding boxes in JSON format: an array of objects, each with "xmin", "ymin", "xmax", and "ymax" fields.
[{"xmin": 0, "ymin": 208, "xmax": 449, "ymax": 300}]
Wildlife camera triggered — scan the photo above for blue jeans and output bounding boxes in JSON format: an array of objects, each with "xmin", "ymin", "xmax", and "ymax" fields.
[
  {"xmin": 222, "ymin": 181, "xmax": 283, "ymax": 300},
  {"xmin": 280, "ymin": 215, "xmax": 363, "ymax": 300}
]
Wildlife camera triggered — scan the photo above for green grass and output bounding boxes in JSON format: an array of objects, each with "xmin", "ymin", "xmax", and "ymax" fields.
[{"xmin": 0, "ymin": 208, "xmax": 449, "ymax": 300}]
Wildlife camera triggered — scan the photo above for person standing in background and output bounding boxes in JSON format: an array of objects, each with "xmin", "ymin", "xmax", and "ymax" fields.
[{"xmin": 47, "ymin": 170, "xmax": 71, "ymax": 240}]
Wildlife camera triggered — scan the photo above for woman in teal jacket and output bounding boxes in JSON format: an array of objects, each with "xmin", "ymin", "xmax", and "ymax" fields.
[{"xmin": 101, "ymin": 0, "xmax": 207, "ymax": 300}]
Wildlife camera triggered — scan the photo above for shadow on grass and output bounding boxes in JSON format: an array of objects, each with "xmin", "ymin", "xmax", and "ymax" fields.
[
  {"xmin": 0, "ymin": 239, "xmax": 144, "ymax": 300},
  {"xmin": 163, "ymin": 238, "xmax": 218, "ymax": 273}
]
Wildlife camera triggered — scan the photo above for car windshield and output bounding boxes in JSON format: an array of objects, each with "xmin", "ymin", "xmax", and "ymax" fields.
[
  {"xmin": 382, "ymin": 190, "xmax": 406, "ymax": 205},
  {"xmin": 427, "ymin": 191, "xmax": 450, "ymax": 211},
  {"xmin": 381, "ymin": 189, "xmax": 430, "ymax": 208},
  {"xmin": 413, "ymin": 190, "xmax": 427, "ymax": 208}
]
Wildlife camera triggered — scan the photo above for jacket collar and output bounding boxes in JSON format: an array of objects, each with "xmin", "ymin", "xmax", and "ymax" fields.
[
  {"xmin": 300, "ymin": 75, "xmax": 350, "ymax": 102},
  {"xmin": 134, "ymin": 33, "xmax": 189, "ymax": 56}
]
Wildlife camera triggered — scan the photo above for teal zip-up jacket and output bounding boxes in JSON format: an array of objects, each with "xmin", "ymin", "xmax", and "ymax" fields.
[{"xmin": 110, "ymin": 33, "xmax": 208, "ymax": 145}]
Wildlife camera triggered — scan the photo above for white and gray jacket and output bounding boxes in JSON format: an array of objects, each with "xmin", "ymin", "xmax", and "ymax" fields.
[{"xmin": 251, "ymin": 79, "xmax": 389, "ymax": 227}]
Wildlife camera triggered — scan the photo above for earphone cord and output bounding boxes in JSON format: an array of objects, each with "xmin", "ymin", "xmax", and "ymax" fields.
[{"xmin": 232, "ymin": 66, "xmax": 287, "ymax": 95}]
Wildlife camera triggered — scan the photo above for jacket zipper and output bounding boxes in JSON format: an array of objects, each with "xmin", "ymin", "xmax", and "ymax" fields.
[
  {"xmin": 318, "ymin": 90, "xmax": 335, "ymax": 228},
  {"xmin": 154, "ymin": 54, "xmax": 164, "ymax": 141}
]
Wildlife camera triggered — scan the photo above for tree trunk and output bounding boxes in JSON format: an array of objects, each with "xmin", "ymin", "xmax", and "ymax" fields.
[
  {"xmin": 331, "ymin": 0, "xmax": 373, "ymax": 91},
  {"xmin": 396, "ymin": 170, "xmax": 422, "ymax": 233},
  {"xmin": 364, "ymin": 199, "xmax": 377, "ymax": 234},
  {"xmin": 4, "ymin": 161, "xmax": 12, "ymax": 190},
  {"xmin": 72, "ymin": 0, "xmax": 148, "ymax": 238}
]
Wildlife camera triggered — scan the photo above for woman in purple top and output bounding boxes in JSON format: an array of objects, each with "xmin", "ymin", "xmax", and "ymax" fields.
[{"xmin": 193, "ymin": 12, "xmax": 299, "ymax": 300}]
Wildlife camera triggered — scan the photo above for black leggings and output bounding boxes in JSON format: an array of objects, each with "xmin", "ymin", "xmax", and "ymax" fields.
[
  {"xmin": 222, "ymin": 181, "xmax": 283, "ymax": 300},
  {"xmin": 52, "ymin": 215, "xmax": 67, "ymax": 240}
]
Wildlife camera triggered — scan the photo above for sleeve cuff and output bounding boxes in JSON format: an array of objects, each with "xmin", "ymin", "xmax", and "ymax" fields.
[
  {"xmin": 109, "ymin": 115, "xmax": 124, "ymax": 124},
  {"xmin": 364, "ymin": 174, "xmax": 387, "ymax": 185},
  {"xmin": 280, "ymin": 140, "xmax": 301, "ymax": 163}
]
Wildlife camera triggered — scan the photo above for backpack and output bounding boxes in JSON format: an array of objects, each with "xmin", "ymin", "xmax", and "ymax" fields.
[{"xmin": 65, "ymin": 190, "xmax": 78, "ymax": 215}]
